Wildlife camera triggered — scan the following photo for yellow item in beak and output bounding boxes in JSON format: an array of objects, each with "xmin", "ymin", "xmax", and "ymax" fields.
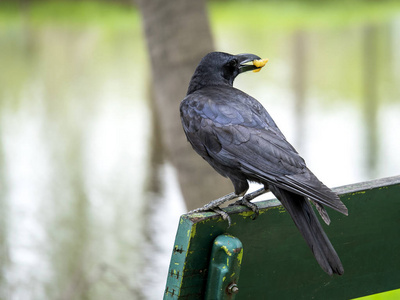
[{"xmin": 252, "ymin": 58, "xmax": 269, "ymax": 72}]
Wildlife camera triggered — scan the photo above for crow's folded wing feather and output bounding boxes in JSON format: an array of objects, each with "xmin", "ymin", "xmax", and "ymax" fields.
[{"xmin": 180, "ymin": 89, "xmax": 347, "ymax": 215}]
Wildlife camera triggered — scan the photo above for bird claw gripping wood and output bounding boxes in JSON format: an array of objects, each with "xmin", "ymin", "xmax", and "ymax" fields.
[
  {"xmin": 187, "ymin": 192, "xmax": 238, "ymax": 227},
  {"xmin": 188, "ymin": 206, "xmax": 232, "ymax": 227},
  {"xmin": 229, "ymin": 187, "xmax": 268, "ymax": 220},
  {"xmin": 232, "ymin": 197, "xmax": 259, "ymax": 220}
]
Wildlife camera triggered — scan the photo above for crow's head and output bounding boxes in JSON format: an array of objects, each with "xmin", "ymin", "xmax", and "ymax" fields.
[{"xmin": 187, "ymin": 52, "xmax": 268, "ymax": 94}]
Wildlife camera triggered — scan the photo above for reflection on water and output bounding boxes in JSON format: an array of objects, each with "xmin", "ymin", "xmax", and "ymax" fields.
[
  {"xmin": 221, "ymin": 20, "xmax": 400, "ymax": 186},
  {"xmin": 1, "ymin": 25, "xmax": 153, "ymax": 299},
  {"xmin": 1, "ymin": 7, "xmax": 400, "ymax": 300}
]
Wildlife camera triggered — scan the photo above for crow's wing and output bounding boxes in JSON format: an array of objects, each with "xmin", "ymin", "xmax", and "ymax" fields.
[{"xmin": 180, "ymin": 87, "xmax": 347, "ymax": 215}]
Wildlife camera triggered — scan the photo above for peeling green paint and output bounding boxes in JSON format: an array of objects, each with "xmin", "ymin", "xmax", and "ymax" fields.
[
  {"xmin": 378, "ymin": 186, "xmax": 389, "ymax": 190},
  {"xmin": 238, "ymin": 210, "xmax": 255, "ymax": 218},
  {"xmin": 351, "ymin": 190, "xmax": 366, "ymax": 196},
  {"xmin": 237, "ymin": 249, "xmax": 243, "ymax": 265},
  {"xmin": 278, "ymin": 206, "xmax": 286, "ymax": 213},
  {"xmin": 237, "ymin": 209, "xmax": 267, "ymax": 218},
  {"xmin": 221, "ymin": 245, "xmax": 232, "ymax": 256},
  {"xmin": 190, "ymin": 223, "xmax": 197, "ymax": 239}
]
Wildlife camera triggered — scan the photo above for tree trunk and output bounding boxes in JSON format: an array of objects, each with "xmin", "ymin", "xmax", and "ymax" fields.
[
  {"xmin": 363, "ymin": 24, "xmax": 379, "ymax": 178},
  {"xmin": 138, "ymin": 0, "xmax": 232, "ymax": 210}
]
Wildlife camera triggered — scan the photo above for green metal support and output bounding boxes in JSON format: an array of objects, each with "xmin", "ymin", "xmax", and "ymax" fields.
[{"xmin": 205, "ymin": 234, "xmax": 243, "ymax": 300}]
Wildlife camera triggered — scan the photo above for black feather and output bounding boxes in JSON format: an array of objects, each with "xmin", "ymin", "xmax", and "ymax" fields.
[{"xmin": 269, "ymin": 185, "xmax": 344, "ymax": 275}]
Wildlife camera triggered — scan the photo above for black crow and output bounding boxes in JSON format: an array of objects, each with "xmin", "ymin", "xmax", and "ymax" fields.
[{"xmin": 180, "ymin": 52, "xmax": 348, "ymax": 275}]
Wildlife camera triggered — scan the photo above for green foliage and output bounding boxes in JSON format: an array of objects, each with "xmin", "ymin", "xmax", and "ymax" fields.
[
  {"xmin": 1, "ymin": 0, "xmax": 399, "ymax": 30},
  {"xmin": 1, "ymin": 0, "xmax": 399, "ymax": 103},
  {"xmin": 208, "ymin": 1, "xmax": 400, "ymax": 103},
  {"xmin": 0, "ymin": 1, "xmax": 139, "ymax": 29},
  {"xmin": 210, "ymin": 1, "xmax": 400, "ymax": 31}
]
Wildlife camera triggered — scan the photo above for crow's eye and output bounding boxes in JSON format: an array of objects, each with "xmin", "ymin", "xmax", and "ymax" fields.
[
  {"xmin": 222, "ymin": 58, "xmax": 239, "ymax": 81},
  {"xmin": 229, "ymin": 59, "xmax": 238, "ymax": 68}
]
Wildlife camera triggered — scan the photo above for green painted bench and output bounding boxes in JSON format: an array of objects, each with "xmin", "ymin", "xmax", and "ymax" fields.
[{"xmin": 164, "ymin": 176, "xmax": 400, "ymax": 299}]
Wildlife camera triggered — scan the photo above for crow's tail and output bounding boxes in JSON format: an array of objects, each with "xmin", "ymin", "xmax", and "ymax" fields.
[{"xmin": 270, "ymin": 185, "xmax": 344, "ymax": 275}]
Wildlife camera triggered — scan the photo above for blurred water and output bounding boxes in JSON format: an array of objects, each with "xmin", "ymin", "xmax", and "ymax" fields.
[
  {"xmin": 0, "ymin": 9, "xmax": 400, "ymax": 300},
  {"xmin": 0, "ymin": 25, "xmax": 153, "ymax": 299}
]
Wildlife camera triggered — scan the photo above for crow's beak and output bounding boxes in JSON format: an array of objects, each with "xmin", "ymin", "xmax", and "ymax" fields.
[{"xmin": 236, "ymin": 53, "xmax": 269, "ymax": 73}]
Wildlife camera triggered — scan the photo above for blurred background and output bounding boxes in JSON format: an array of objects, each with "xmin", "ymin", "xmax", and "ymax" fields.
[{"xmin": 0, "ymin": 0, "xmax": 399, "ymax": 299}]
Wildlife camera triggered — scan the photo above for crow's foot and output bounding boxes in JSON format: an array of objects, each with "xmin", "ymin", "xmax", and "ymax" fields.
[
  {"xmin": 229, "ymin": 187, "xmax": 269, "ymax": 220},
  {"xmin": 187, "ymin": 192, "xmax": 238, "ymax": 227},
  {"xmin": 211, "ymin": 207, "xmax": 231, "ymax": 227},
  {"xmin": 234, "ymin": 197, "xmax": 259, "ymax": 220}
]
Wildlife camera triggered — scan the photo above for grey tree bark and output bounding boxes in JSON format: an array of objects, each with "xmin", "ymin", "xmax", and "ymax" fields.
[
  {"xmin": 363, "ymin": 24, "xmax": 379, "ymax": 178},
  {"xmin": 138, "ymin": 0, "xmax": 232, "ymax": 210}
]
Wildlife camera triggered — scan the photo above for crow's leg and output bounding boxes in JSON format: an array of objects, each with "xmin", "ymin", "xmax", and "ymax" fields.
[
  {"xmin": 230, "ymin": 187, "xmax": 269, "ymax": 219},
  {"xmin": 188, "ymin": 192, "xmax": 238, "ymax": 213},
  {"xmin": 211, "ymin": 207, "xmax": 232, "ymax": 227},
  {"xmin": 187, "ymin": 192, "xmax": 239, "ymax": 226}
]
